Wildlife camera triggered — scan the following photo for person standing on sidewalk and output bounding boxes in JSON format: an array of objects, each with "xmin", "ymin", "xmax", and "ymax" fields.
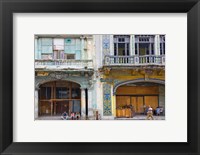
[{"xmin": 146, "ymin": 105, "xmax": 154, "ymax": 120}]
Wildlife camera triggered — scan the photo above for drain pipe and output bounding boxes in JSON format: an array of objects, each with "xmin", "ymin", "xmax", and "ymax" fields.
[{"xmin": 85, "ymin": 88, "xmax": 88, "ymax": 119}]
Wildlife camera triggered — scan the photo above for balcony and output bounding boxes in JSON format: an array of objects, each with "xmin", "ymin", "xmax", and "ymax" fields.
[
  {"xmin": 35, "ymin": 59, "xmax": 93, "ymax": 70},
  {"xmin": 104, "ymin": 55, "xmax": 165, "ymax": 66}
]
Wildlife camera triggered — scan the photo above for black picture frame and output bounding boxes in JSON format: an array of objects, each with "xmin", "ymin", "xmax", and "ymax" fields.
[{"xmin": 0, "ymin": 0, "xmax": 200, "ymax": 154}]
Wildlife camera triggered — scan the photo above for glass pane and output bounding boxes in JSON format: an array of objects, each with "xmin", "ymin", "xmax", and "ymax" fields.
[
  {"xmin": 41, "ymin": 38, "xmax": 52, "ymax": 45},
  {"xmin": 71, "ymin": 83, "xmax": 81, "ymax": 99},
  {"xmin": 56, "ymin": 87, "xmax": 69, "ymax": 99},
  {"xmin": 41, "ymin": 45, "xmax": 53, "ymax": 53},
  {"xmin": 46, "ymin": 87, "xmax": 51, "ymax": 99},
  {"xmin": 72, "ymin": 100, "xmax": 81, "ymax": 113}
]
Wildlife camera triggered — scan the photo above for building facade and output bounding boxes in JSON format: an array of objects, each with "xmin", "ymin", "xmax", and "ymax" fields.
[{"xmin": 34, "ymin": 34, "xmax": 165, "ymax": 120}]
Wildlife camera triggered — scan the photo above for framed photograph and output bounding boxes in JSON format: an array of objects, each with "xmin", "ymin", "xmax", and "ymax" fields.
[{"xmin": 0, "ymin": 0, "xmax": 199, "ymax": 154}]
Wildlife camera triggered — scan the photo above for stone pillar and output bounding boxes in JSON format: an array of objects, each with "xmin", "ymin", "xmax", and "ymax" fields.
[
  {"xmin": 81, "ymin": 88, "xmax": 86, "ymax": 117},
  {"xmin": 155, "ymin": 35, "xmax": 160, "ymax": 55},
  {"xmin": 113, "ymin": 95, "xmax": 116, "ymax": 117},
  {"xmin": 111, "ymin": 85, "xmax": 116, "ymax": 117},
  {"xmin": 110, "ymin": 35, "xmax": 114, "ymax": 55},
  {"xmin": 103, "ymin": 83, "xmax": 112, "ymax": 116},
  {"xmin": 34, "ymin": 88, "xmax": 39, "ymax": 119},
  {"xmin": 130, "ymin": 35, "xmax": 135, "ymax": 56},
  {"xmin": 88, "ymin": 88, "xmax": 94, "ymax": 117}
]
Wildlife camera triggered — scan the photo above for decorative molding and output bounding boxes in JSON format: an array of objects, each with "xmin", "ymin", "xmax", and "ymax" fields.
[
  {"xmin": 35, "ymin": 72, "xmax": 92, "ymax": 89},
  {"xmin": 102, "ymin": 35, "xmax": 110, "ymax": 55},
  {"xmin": 103, "ymin": 83, "xmax": 112, "ymax": 116}
]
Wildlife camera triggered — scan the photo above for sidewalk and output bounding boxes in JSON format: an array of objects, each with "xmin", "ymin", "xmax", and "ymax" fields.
[
  {"xmin": 36, "ymin": 115, "xmax": 165, "ymax": 120},
  {"xmin": 115, "ymin": 115, "xmax": 165, "ymax": 120}
]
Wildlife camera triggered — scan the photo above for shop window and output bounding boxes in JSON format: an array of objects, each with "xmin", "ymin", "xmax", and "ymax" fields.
[
  {"xmin": 56, "ymin": 87, "xmax": 70, "ymax": 99},
  {"xmin": 71, "ymin": 83, "xmax": 81, "ymax": 99},
  {"xmin": 40, "ymin": 87, "xmax": 51, "ymax": 99}
]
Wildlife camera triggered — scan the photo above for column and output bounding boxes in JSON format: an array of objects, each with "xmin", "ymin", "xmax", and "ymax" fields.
[
  {"xmin": 110, "ymin": 35, "xmax": 114, "ymax": 55},
  {"xmin": 130, "ymin": 35, "xmax": 135, "ymax": 56},
  {"xmin": 88, "ymin": 88, "xmax": 93, "ymax": 117},
  {"xmin": 81, "ymin": 37, "xmax": 85, "ymax": 60},
  {"xmin": 111, "ymin": 85, "xmax": 116, "ymax": 117},
  {"xmin": 81, "ymin": 88, "xmax": 86, "ymax": 117},
  {"xmin": 103, "ymin": 83, "xmax": 112, "ymax": 116},
  {"xmin": 34, "ymin": 88, "xmax": 39, "ymax": 119},
  {"xmin": 155, "ymin": 35, "xmax": 160, "ymax": 55}
]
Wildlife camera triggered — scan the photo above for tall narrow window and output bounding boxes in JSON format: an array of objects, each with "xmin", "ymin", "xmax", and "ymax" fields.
[
  {"xmin": 41, "ymin": 38, "xmax": 53, "ymax": 59},
  {"xmin": 160, "ymin": 35, "xmax": 165, "ymax": 55},
  {"xmin": 135, "ymin": 35, "xmax": 155, "ymax": 56},
  {"xmin": 135, "ymin": 43, "xmax": 138, "ymax": 55},
  {"xmin": 113, "ymin": 35, "xmax": 130, "ymax": 56}
]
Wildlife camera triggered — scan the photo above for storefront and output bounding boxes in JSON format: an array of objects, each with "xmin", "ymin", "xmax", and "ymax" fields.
[
  {"xmin": 38, "ymin": 80, "xmax": 81, "ymax": 116},
  {"xmin": 116, "ymin": 84, "xmax": 160, "ymax": 117}
]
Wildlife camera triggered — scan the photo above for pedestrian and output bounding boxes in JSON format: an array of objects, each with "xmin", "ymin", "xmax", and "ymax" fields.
[
  {"xmin": 71, "ymin": 112, "xmax": 75, "ymax": 120},
  {"xmin": 146, "ymin": 105, "xmax": 154, "ymax": 120},
  {"xmin": 155, "ymin": 107, "xmax": 161, "ymax": 116},
  {"xmin": 61, "ymin": 111, "xmax": 68, "ymax": 120}
]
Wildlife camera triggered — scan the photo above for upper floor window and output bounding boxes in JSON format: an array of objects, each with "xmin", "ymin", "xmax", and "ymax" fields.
[
  {"xmin": 41, "ymin": 38, "xmax": 53, "ymax": 53},
  {"xmin": 135, "ymin": 35, "xmax": 155, "ymax": 55},
  {"xmin": 114, "ymin": 35, "xmax": 130, "ymax": 56},
  {"xmin": 35, "ymin": 37, "xmax": 82, "ymax": 60},
  {"xmin": 160, "ymin": 35, "xmax": 165, "ymax": 55}
]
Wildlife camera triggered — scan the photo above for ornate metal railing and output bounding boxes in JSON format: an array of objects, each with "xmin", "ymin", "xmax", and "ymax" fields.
[
  {"xmin": 35, "ymin": 59, "xmax": 93, "ymax": 69},
  {"xmin": 104, "ymin": 55, "xmax": 165, "ymax": 66}
]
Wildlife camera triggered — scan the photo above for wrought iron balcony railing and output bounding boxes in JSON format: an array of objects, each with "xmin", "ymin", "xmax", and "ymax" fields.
[
  {"xmin": 35, "ymin": 59, "xmax": 93, "ymax": 69},
  {"xmin": 104, "ymin": 55, "xmax": 165, "ymax": 66}
]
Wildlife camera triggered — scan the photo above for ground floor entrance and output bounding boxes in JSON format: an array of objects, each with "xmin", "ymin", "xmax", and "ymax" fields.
[
  {"xmin": 39, "ymin": 80, "xmax": 81, "ymax": 116},
  {"xmin": 116, "ymin": 84, "xmax": 160, "ymax": 117}
]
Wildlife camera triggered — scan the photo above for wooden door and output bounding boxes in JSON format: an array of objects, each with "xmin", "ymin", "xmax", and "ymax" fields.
[
  {"xmin": 144, "ymin": 96, "xmax": 158, "ymax": 110},
  {"xmin": 131, "ymin": 96, "xmax": 144, "ymax": 113},
  {"xmin": 116, "ymin": 96, "xmax": 130, "ymax": 108},
  {"xmin": 56, "ymin": 102, "xmax": 62, "ymax": 114},
  {"xmin": 137, "ymin": 97, "xmax": 144, "ymax": 113},
  {"xmin": 131, "ymin": 97, "xmax": 137, "ymax": 112}
]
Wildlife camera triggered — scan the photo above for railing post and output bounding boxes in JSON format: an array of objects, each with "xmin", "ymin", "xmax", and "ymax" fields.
[
  {"xmin": 134, "ymin": 56, "xmax": 139, "ymax": 65},
  {"xmin": 162, "ymin": 56, "xmax": 165, "ymax": 64},
  {"xmin": 105, "ymin": 56, "xmax": 110, "ymax": 65}
]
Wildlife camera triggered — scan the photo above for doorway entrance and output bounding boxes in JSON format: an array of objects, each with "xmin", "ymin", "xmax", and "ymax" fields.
[
  {"xmin": 116, "ymin": 95, "xmax": 159, "ymax": 114},
  {"xmin": 116, "ymin": 84, "xmax": 159, "ymax": 117},
  {"xmin": 39, "ymin": 80, "xmax": 81, "ymax": 116}
]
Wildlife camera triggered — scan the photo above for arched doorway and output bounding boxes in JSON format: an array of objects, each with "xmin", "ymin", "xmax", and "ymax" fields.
[
  {"xmin": 38, "ymin": 80, "xmax": 81, "ymax": 116},
  {"xmin": 115, "ymin": 81, "xmax": 165, "ymax": 117}
]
